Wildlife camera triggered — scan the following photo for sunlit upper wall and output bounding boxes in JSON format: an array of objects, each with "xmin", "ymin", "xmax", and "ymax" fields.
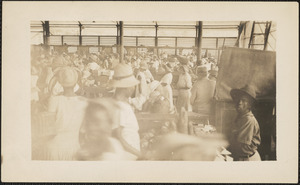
[{"xmin": 31, "ymin": 21, "xmax": 239, "ymax": 37}]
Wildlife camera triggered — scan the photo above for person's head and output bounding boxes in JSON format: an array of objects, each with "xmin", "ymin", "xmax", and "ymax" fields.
[
  {"xmin": 233, "ymin": 94, "xmax": 254, "ymax": 114},
  {"xmin": 208, "ymin": 70, "xmax": 218, "ymax": 78},
  {"xmin": 115, "ymin": 86, "xmax": 136, "ymax": 99},
  {"xmin": 150, "ymin": 95, "xmax": 170, "ymax": 114},
  {"xmin": 230, "ymin": 85, "xmax": 256, "ymax": 114},
  {"xmin": 164, "ymin": 63, "xmax": 174, "ymax": 73},
  {"xmin": 179, "ymin": 65, "xmax": 189, "ymax": 74},
  {"xmin": 196, "ymin": 66, "xmax": 208, "ymax": 79},
  {"xmin": 56, "ymin": 67, "xmax": 79, "ymax": 94},
  {"xmin": 84, "ymin": 101, "xmax": 114, "ymax": 138},
  {"xmin": 139, "ymin": 61, "xmax": 148, "ymax": 72},
  {"xmin": 109, "ymin": 63, "xmax": 139, "ymax": 100},
  {"xmin": 51, "ymin": 56, "xmax": 67, "ymax": 71}
]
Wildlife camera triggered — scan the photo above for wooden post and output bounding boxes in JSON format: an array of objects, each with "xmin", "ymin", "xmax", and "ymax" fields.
[
  {"xmin": 215, "ymin": 38, "xmax": 219, "ymax": 58},
  {"xmin": 119, "ymin": 21, "xmax": 124, "ymax": 63},
  {"xmin": 235, "ymin": 22, "xmax": 245, "ymax": 47},
  {"xmin": 43, "ymin": 21, "xmax": 50, "ymax": 45},
  {"xmin": 79, "ymin": 22, "xmax": 82, "ymax": 46},
  {"xmin": 175, "ymin": 37, "xmax": 178, "ymax": 55},
  {"xmin": 116, "ymin": 23, "xmax": 119, "ymax": 53},
  {"xmin": 264, "ymin": 21, "xmax": 272, "ymax": 51},
  {"xmin": 248, "ymin": 21, "xmax": 256, "ymax": 48},
  {"xmin": 196, "ymin": 21, "xmax": 203, "ymax": 65},
  {"xmin": 136, "ymin": 37, "xmax": 138, "ymax": 54},
  {"xmin": 155, "ymin": 23, "xmax": 158, "ymax": 55}
]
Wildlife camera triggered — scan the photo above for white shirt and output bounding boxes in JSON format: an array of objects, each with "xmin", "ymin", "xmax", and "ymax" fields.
[{"xmin": 117, "ymin": 101, "xmax": 141, "ymax": 151}]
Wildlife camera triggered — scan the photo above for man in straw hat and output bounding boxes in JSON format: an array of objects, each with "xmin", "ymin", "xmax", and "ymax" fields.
[
  {"xmin": 190, "ymin": 65, "xmax": 216, "ymax": 115},
  {"xmin": 228, "ymin": 85, "xmax": 261, "ymax": 161},
  {"xmin": 109, "ymin": 63, "xmax": 141, "ymax": 159},
  {"xmin": 176, "ymin": 65, "xmax": 192, "ymax": 112}
]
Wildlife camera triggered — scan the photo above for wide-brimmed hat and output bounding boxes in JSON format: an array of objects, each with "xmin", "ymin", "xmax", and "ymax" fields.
[
  {"xmin": 196, "ymin": 66, "xmax": 208, "ymax": 75},
  {"xmin": 177, "ymin": 56, "xmax": 189, "ymax": 65},
  {"xmin": 230, "ymin": 85, "xmax": 256, "ymax": 102},
  {"xmin": 109, "ymin": 63, "xmax": 140, "ymax": 88},
  {"xmin": 168, "ymin": 57, "xmax": 176, "ymax": 63},
  {"xmin": 149, "ymin": 80, "xmax": 161, "ymax": 92},
  {"xmin": 164, "ymin": 63, "xmax": 174, "ymax": 73},
  {"xmin": 179, "ymin": 65, "xmax": 189, "ymax": 73},
  {"xmin": 51, "ymin": 56, "xmax": 67, "ymax": 69},
  {"xmin": 139, "ymin": 61, "xmax": 148, "ymax": 70},
  {"xmin": 208, "ymin": 69, "xmax": 218, "ymax": 76},
  {"xmin": 89, "ymin": 55, "xmax": 98, "ymax": 62},
  {"xmin": 57, "ymin": 67, "xmax": 79, "ymax": 87},
  {"xmin": 82, "ymin": 70, "xmax": 91, "ymax": 79}
]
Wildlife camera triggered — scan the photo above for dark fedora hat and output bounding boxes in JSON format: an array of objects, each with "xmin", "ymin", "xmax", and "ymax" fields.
[{"xmin": 230, "ymin": 85, "xmax": 256, "ymax": 102}]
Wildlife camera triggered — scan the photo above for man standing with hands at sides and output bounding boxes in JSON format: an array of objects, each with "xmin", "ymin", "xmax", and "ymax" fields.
[
  {"xmin": 229, "ymin": 85, "xmax": 261, "ymax": 161},
  {"xmin": 110, "ymin": 63, "xmax": 141, "ymax": 160}
]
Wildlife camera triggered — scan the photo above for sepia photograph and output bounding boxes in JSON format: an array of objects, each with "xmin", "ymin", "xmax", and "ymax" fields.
[
  {"xmin": 2, "ymin": 1, "xmax": 298, "ymax": 183},
  {"xmin": 30, "ymin": 20, "xmax": 276, "ymax": 162}
]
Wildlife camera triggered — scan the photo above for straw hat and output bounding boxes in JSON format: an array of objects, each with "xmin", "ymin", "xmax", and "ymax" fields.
[
  {"xmin": 230, "ymin": 85, "xmax": 256, "ymax": 103},
  {"xmin": 109, "ymin": 63, "xmax": 140, "ymax": 88},
  {"xmin": 51, "ymin": 56, "xmax": 67, "ymax": 69},
  {"xmin": 164, "ymin": 63, "xmax": 173, "ymax": 73},
  {"xmin": 196, "ymin": 65, "xmax": 208, "ymax": 75},
  {"xmin": 82, "ymin": 70, "xmax": 91, "ymax": 79},
  {"xmin": 179, "ymin": 65, "xmax": 189, "ymax": 73},
  {"xmin": 208, "ymin": 69, "xmax": 218, "ymax": 76},
  {"xmin": 168, "ymin": 57, "xmax": 176, "ymax": 63},
  {"xmin": 177, "ymin": 56, "xmax": 189, "ymax": 65},
  {"xmin": 57, "ymin": 67, "xmax": 79, "ymax": 87},
  {"xmin": 139, "ymin": 61, "xmax": 149, "ymax": 70},
  {"xmin": 149, "ymin": 80, "xmax": 161, "ymax": 92}
]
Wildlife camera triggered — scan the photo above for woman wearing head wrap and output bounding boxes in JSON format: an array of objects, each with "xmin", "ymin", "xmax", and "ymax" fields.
[
  {"xmin": 158, "ymin": 63, "xmax": 175, "ymax": 113},
  {"xmin": 36, "ymin": 67, "xmax": 88, "ymax": 160}
]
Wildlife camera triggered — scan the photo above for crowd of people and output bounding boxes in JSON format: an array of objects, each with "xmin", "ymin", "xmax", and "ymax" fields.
[{"xmin": 31, "ymin": 46, "xmax": 261, "ymax": 161}]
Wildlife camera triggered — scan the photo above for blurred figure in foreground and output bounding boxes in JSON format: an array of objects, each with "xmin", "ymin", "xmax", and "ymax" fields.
[
  {"xmin": 148, "ymin": 133, "xmax": 228, "ymax": 161},
  {"xmin": 229, "ymin": 85, "xmax": 261, "ymax": 161},
  {"xmin": 76, "ymin": 98, "xmax": 128, "ymax": 161}
]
